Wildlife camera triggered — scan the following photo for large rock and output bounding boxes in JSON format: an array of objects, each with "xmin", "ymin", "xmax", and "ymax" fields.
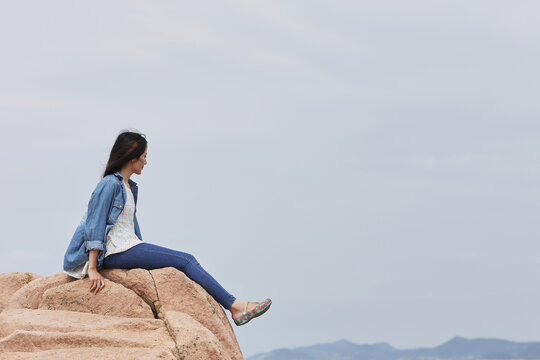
[
  {"xmin": 0, "ymin": 272, "xmax": 42, "ymax": 312},
  {"xmin": 6, "ymin": 272, "xmax": 77, "ymax": 311},
  {"xmin": 0, "ymin": 269, "xmax": 244, "ymax": 359},
  {"xmin": 1, "ymin": 347, "xmax": 176, "ymax": 360},
  {"xmin": 100, "ymin": 268, "xmax": 160, "ymax": 317},
  {"xmin": 165, "ymin": 310, "xmax": 231, "ymax": 360},
  {"xmin": 150, "ymin": 267, "xmax": 242, "ymax": 359},
  {"xmin": 38, "ymin": 278, "xmax": 155, "ymax": 319},
  {"xmin": 0, "ymin": 308, "xmax": 177, "ymax": 358}
]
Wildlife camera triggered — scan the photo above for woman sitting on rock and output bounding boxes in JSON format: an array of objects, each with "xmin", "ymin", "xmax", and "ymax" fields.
[{"xmin": 63, "ymin": 130, "xmax": 271, "ymax": 326}]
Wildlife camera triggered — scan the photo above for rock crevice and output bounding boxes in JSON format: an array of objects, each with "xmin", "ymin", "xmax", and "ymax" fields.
[
  {"xmin": 148, "ymin": 270, "xmax": 162, "ymax": 319},
  {"xmin": 148, "ymin": 270, "xmax": 182, "ymax": 360}
]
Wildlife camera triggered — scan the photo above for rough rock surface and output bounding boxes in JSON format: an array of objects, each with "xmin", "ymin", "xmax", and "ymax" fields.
[
  {"xmin": 0, "ymin": 268, "xmax": 243, "ymax": 359},
  {"xmin": 38, "ymin": 279, "xmax": 155, "ymax": 319},
  {"xmin": 0, "ymin": 273, "xmax": 42, "ymax": 312},
  {"xmin": 165, "ymin": 310, "xmax": 232, "ymax": 360},
  {"xmin": 151, "ymin": 268, "xmax": 241, "ymax": 358}
]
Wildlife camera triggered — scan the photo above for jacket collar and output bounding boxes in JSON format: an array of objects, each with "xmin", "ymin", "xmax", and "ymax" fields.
[{"xmin": 113, "ymin": 171, "xmax": 138, "ymax": 188}]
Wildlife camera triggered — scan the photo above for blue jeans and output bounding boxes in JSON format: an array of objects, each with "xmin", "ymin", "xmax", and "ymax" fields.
[{"xmin": 102, "ymin": 242, "xmax": 236, "ymax": 309}]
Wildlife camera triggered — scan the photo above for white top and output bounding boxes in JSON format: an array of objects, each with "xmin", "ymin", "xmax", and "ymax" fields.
[{"xmin": 64, "ymin": 182, "xmax": 144, "ymax": 279}]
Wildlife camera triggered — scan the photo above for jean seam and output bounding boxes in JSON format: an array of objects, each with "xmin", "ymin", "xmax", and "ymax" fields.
[
  {"xmin": 145, "ymin": 249, "xmax": 193, "ymax": 263},
  {"xmin": 186, "ymin": 261, "xmax": 235, "ymax": 309}
]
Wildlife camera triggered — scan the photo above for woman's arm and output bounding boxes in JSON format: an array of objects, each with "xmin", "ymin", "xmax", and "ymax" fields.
[
  {"xmin": 83, "ymin": 179, "xmax": 116, "ymax": 294},
  {"xmin": 88, "ymin": 250, "xmax": 99, "ymax": 269},
  {"xmin": 83, "ymin": 179, "xmax": 117, "ymax": 253},
  {"xmin": 88, "ymin": 249, "xmax": 105, "ymax": 294}
]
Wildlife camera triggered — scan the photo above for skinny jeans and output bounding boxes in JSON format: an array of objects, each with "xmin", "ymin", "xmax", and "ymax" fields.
[{"xmin": 102, "ymin": 242, "xmax": 236, "ymax": 309}]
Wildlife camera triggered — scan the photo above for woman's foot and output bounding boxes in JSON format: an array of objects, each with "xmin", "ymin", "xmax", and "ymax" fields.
[
  {"xmin": 230, "ymin": 300, "xmax": 259, "ymax": 319},
  {"xmin": 229, "ymin": 298, "xmax": 272, "ymax": 326}
]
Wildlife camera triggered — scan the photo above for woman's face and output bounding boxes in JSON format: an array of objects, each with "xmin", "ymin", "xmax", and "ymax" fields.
[{"xmin": 132, "ymin": 147, "xmax": 148, "ymax": 175}]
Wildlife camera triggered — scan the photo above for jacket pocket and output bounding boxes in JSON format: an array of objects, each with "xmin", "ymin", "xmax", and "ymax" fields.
[
  {"xmin": 112, "ymin": 200, "xmax": 123, "ymax": 210},
  {"xmin": 108, "ymin": 200, "xmax": 124, "ymax": 223}
]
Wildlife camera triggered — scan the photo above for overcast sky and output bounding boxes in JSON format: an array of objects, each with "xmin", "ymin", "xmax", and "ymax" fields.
[{"xmin": 1, "ymin": 0, "xmax": 540, "ymax": 357}]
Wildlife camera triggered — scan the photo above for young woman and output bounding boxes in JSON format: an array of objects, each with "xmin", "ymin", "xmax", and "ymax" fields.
[{"xmin": 63, "ymin": 130, "xmax": 271, "ymax": 326}]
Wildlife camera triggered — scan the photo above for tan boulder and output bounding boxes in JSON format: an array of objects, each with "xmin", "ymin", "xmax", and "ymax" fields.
[
  {"xmin": 38, "ymin": 278, "xmax": 154, "ymax": 319},
  {"xmin": 0, "ymin": 269, "xmax": 245, "ymax": 359},
  {"xmin": 0, "ymin": 272, "xmax": 41, "ymax": 312},
  {"xmin": 1, "ymin": 347, "xmax": 176, "ymax": 360},
  {"xmin": 0, "ymin": 308, "xmax": 177, "ymax": 357},
  {"xmin": 5, "ymin": 272, "xmax": 75, "ymax": 311},
  {"xmin": 165, "ymin": 310, "xmax": 231, "ymax": 360},
  {"xmin": 150, "ymin": 267, "xmax": 242, "ymax": 359},
  {"xmin": 100, "ymin": 268, "xmax": 160, "ymax": 317}
]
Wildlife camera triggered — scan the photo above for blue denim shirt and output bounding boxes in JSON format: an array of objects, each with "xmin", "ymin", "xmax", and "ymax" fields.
[{"xmin": 63, "ymin": 172, "xmax": 142, "ymax": 272}]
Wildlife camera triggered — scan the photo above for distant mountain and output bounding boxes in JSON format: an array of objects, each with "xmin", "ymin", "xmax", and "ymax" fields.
[{"xmin": 247, "ymin": 336, "xmax": 540, "ymax": 360}]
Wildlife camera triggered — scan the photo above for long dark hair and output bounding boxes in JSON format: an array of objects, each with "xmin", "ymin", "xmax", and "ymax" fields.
[{"xmin": 103, "ymin": 130, "xmax": 147, "ymax": 177}]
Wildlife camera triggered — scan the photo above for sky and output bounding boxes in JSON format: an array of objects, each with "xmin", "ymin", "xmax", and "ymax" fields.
[{"xmin": 1, "ymin": 0, "xmax": 540, "ymax": 357}]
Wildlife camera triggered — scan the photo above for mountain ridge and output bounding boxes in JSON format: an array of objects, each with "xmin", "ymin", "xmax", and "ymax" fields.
[{"xmin": 248, "ymin": 336, "xmax": 540, "ymax": 360}]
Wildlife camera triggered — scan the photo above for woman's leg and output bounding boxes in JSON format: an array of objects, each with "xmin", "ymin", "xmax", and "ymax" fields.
[{"xmin": 103, "ymin": 242, "xmax": 236, "ymax": 310}]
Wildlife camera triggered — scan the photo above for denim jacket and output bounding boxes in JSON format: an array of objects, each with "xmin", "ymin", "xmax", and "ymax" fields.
[{"xmin": 63, "ymin": 172, "xmax": 142, "ymax": 272}]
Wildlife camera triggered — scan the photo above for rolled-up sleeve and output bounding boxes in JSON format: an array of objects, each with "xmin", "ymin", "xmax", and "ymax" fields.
[{"xmin": 83, "ymin": 180, "xmax": 117, "ymax": 252}]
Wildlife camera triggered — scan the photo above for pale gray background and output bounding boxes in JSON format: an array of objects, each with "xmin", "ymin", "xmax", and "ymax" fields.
[{"xmin": 1, "ymin": 1, "xmax": 539, "ymax": 357}]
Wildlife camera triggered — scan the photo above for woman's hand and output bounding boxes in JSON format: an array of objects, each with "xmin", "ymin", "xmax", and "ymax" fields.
[{"xmin": 87, "ymin": 268, "xmax": 105, "ymax": 294}]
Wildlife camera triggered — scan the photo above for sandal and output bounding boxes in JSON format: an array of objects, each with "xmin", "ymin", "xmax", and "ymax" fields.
[{"xmin": 233, "ymin": 298, "xmax": 272, "ymax": 326}]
